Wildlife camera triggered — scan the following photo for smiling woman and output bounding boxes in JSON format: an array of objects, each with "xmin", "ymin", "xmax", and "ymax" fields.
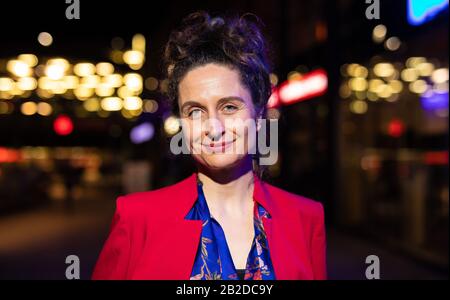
[{"xmin": 92, "ymin": 11, "xmax": 327, "ymax": 280}]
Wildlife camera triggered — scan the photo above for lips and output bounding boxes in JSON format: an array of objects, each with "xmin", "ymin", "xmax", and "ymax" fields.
[{"xmin": 201, "ymin": 140, "xmax": 235, "ymax": 152}]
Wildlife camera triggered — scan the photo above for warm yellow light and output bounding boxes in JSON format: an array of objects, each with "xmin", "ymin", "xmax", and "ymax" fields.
[
  {"xmin": 385, "ymin": 37, "xmax": 401, "ymax": 51},
  {"xmin": 143, "ymin": 99, "xmax": 159, "ymax": 113},
  {"xmin": 406, "ymin": 57, "xmax": 426, "ymax": 68},
  {"xmin": 7, "ymin": 60, "xmax": 32, "ymax": 77},
  {"xmin": 45, "ymin": 64, "xmax": 65, "ymax": 80},
  {"xmin": 354, "ymin": 66, "xmax": 368, "ymax": 78},
  {"xmin": 36, "ymin": 88, "xmax": 53, "ymax": 99},
  {"xmin": 416, "ymin": 62, "xmax": 434, "ymax": 77},
  {"xmin": 0, "ymin": 91, "xmax": 13, "ymax": 100},
  {"xmin": 0, "ymin": 101, "xmax": 13, "ymax": 113},
  {"xmin": 63, "ymin": 76, "xmax": 79, "ymax": 89},
  {"xmin": 431, "ymin": 68, "xmax": 449, "ymax": 84},
  {"xmin": 132, "ymin": 34, "xmax": 146, "ymax": 53},
  {"xmin": 123, "ymin": 50, "xmax": 144, "ymax": 65},
  {"xmin": 385, "ymin": 94, "xmax": 399, "ymax": 102},
  {"xmin": 128, "ymin": 107, "xmax": 143, "ymax": 117},
  {"xmin": 164, "ymin": 116, "xmax": 181, "ymax": 135},
  {"xmin": 74, "ymin": 85, "xmax": 94, "ymax": 99},
  {"xmin": 409, "ymin": 80, "xmax": 428, "ymax": 94},
  {"xmin": 38, "ymin": 32, "xmax": 53, "ymax": 46},
  {"xmin": 269, "ymin": 73, "xmax": 279, "ymax": 86},
  {"xmin": 355, "ymin": 91, "xmax": 366, "ymax": 100},
  {"xmin": 0, "ymin": 77, "xmax": 14, "ymax": 91},
  {"xmin": 21, "ymin": 101, "xmax": 37, "ymax": 115},
  {"xmin": 18, "ymin": 54, "xmax": 38, "ymax": 67},
  {"xmin": 372, "ymin": 24, "xmax": 387, "ymax": 43},
  {"xmin": 17, "ymin": 77, "xmax": 37, "ymax": 91},
  {"xmin": 130, "ymin": 64, "xmax": 144, "ymax": 70},
  {"xmin": 47, "ymin": 58, "xmax": 70, "ymax": 69},
  {"xmin": 346, "ymin": 64, "xmax": 360, "ymax": 77},
  {"xmin": 96, "ymin": 62, "xmax": 114, "ymax": 76},
  {"xmin": 117, "ymin": 86, "xmax": 134, "ymax": 98},
  {"xmin": 123, "ymin": 96, "xmax": 143, "ymax": 110},
  {"xmin": 369, "ymin": 79, "xmax": 384, "ymax": 93},
  {"xmin": 83, "ymin": 98, "xmax": 100, "ymax": 112},
  {"xmin": 350, "ymin": 100, "xmax": 367, "ymax": 114},
  {"xmin": 101, "ymin": 97, "xmax": 123, "ymax": 111},
  {"xmin": 95, "ymin": 84, "xmax": 114, "ymax": 97},
  {"xmin": 121, "ymin": 109, "xmax": 134, "ymax": 119},
  {"xmin": 81, "ymin": 75, "xmax": 100, "ymax": 88},
  {"xmin": 159, "ymin": 79, "xmax": 169, "ymax": 93},
  {"xmin": 339, "ymin": 83, "xmax": 351, "ymax": 98},
  {"xmin": 388, "ymin": 80, "xmax": 403, "ymax": 93},
  {"xmin": 37, "ymin": 102, "xmax": 52, "ymax": 116},
  {"xmin": 145, "ymin": 77, "xmax": 159, "ymax": 91},
  {"xmin": 50, "ymin": 81, "xmax": 68, "ymax": 94},
  {"xmin": 373, "ymin": 63, "xmax": 394, "ymax": 77},
  {"xmin": 38, "ymin": 77, "xmax": 52, "ymax": 90},
  {"xmin": 9, "ymin": 84, "xmax": 24, "ymax": 96},
  {"xmin": 401, "ymin": 68, "xmax": 419, "ymax": 82},
  {"xmin": 110, "ymin": 50, "xmax": 124, "ymax": 64},
  {"xmin": 377, "ymin": 84, "xmax": 393, "ymax": 98},
  {"xmin": 386, "ymin": 69, "xmax": 399, "ymax": 81},
  {"xmin": 349, "ymin": 77, "xmax": 368, "ymax": 91},
  {"xmin": 367, "ymin": 91, "xmax": 379, "ymax": 101},
  {"xmin": 103, "ymin": 74, "xmax": 123, "ymax": 88},
  {"xmin": 74, "ymin": 63, "xmax": 95, "ymax": 77},
  {"xmin": 124, "ymin": 73, "xmax": 143, "ymax": 92}
]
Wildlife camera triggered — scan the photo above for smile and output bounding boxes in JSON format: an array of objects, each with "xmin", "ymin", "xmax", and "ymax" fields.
[{"xmin": 201, "ymin": 140, "xmax": 235, "ymax": 152}]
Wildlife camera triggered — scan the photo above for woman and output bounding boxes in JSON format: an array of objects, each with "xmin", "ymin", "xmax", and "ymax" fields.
[{"xmin": 92, "ymin": 11, "xmax": 327, "ymax": 280}]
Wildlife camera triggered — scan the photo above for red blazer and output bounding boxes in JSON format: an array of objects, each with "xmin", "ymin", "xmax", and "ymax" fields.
[{"xmin": 92, "ymin": 172, "xmax": 327, "ymax": 280}]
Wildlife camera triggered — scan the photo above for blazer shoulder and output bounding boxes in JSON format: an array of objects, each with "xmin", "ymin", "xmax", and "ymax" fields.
[{"xmin": 264, "ymin": 182, "xmax": 324, "ymax": 218}]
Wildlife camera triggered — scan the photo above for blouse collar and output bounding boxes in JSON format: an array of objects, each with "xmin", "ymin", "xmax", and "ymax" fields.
[{"xmin": 176, "ymin": 171, "xmax": 274, "ymax": 220}]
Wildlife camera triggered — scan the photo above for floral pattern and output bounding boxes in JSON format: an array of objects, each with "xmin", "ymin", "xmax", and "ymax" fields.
[{"xmin": 186, "ymin": 176, "xmax": 275, "ymax": 280}]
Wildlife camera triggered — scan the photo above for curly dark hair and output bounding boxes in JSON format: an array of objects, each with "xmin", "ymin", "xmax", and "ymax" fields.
[{"xmin": 163, "ymin": 11, "xmax": 272, "ymax": 118}]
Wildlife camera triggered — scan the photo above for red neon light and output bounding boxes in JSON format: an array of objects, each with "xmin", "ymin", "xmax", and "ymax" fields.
[
  {"xmin": 275, "ymin": 69, "xmax": 328, "ymax": 106},
  {"xmin": 388, "ymin": 119, "xmax": 405, "ymax": 138},
  {"xmin": 0, "ymin": 147, "xmax": 22, "ymax": 163},
  {"xmin": 424, "ymin": 151, "xmax": 448, "ymax": 165},
  {"xmin": 54, "ymin": 115, "xmax": 74, "ymax": 136}
]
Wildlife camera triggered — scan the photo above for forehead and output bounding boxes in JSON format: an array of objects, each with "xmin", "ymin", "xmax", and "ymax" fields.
[{"xmin": 178, "ymin": 63, "xmax": 251, "ymax": 104}]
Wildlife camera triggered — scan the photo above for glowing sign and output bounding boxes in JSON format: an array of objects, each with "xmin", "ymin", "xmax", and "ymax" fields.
[
  {"xmin": 407, "ymin": 0, "xmax": 449, "ymax": 26},
  {"xmin": 268, "ymin": 69, "xmax": 328, "ymax": 108}
]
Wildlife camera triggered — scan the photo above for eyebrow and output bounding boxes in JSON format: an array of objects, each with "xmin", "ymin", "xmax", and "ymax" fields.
[{"xmin": 180, "ymin": 96, "xmax": 245, "ymax": 112}]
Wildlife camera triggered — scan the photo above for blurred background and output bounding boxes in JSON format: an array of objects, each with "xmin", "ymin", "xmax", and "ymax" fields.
[{"xmin": 0, "ymin": 0, "xmax": 448, "ymax": 279}]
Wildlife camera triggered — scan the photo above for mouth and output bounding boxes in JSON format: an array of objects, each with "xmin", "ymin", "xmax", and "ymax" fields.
[{"xmin": 201, "ymin": 140, "xmax": 235, "ymax": 152}]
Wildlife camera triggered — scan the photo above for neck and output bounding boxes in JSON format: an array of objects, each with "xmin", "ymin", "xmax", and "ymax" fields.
[{"xmin": 196, "ymin": 157, "xmax": 255, "ymax": 216}]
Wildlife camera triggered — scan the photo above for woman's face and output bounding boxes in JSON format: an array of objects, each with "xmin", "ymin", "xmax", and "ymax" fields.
[{"xmin": 178, "ymin": 63, "xmax": 259, "ymax": 171}]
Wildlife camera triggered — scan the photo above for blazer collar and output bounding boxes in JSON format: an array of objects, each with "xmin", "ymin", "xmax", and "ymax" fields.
[{"xmin": 174, "ymin": 171, "xmax": 275, "ymax": 219}]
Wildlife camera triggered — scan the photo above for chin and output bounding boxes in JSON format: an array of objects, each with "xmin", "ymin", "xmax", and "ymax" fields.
[{"xmin": 195, "ymin": 154, "xmax": 244, "ymax": 171}]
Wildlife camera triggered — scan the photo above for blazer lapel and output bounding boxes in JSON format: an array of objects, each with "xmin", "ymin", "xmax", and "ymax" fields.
[
  {"xmin": 254, "ymin": 175, "xmax": 307, "ymax": 279},
  {"xmin": 134, "ymin": 173, "xmax": 203, "ymax": 280}
]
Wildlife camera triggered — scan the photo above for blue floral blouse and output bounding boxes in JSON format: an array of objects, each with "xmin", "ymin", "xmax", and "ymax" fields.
[{"xmin": 185, "ymin": 175, "xmax": 276, "ymax": 280}]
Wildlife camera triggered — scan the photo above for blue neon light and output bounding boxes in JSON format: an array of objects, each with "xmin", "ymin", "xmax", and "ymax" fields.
[
  {"xmin": 407, "ymin": 0, "xmax": 449, "ymax": 26},
  {"xmin": 421, "ymin": 91, "xmax": 449, "ymax": 111}
]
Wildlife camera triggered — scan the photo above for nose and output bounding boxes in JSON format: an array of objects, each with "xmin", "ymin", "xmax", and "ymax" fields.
[{"xmin": 205, "ymin": 117, "xmax": 225, "ymax": 142}]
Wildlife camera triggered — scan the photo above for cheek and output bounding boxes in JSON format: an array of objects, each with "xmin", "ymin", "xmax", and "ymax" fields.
[{"xmin": 181, "ymin": 119, "xmax": 203, "ymax": 146}]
